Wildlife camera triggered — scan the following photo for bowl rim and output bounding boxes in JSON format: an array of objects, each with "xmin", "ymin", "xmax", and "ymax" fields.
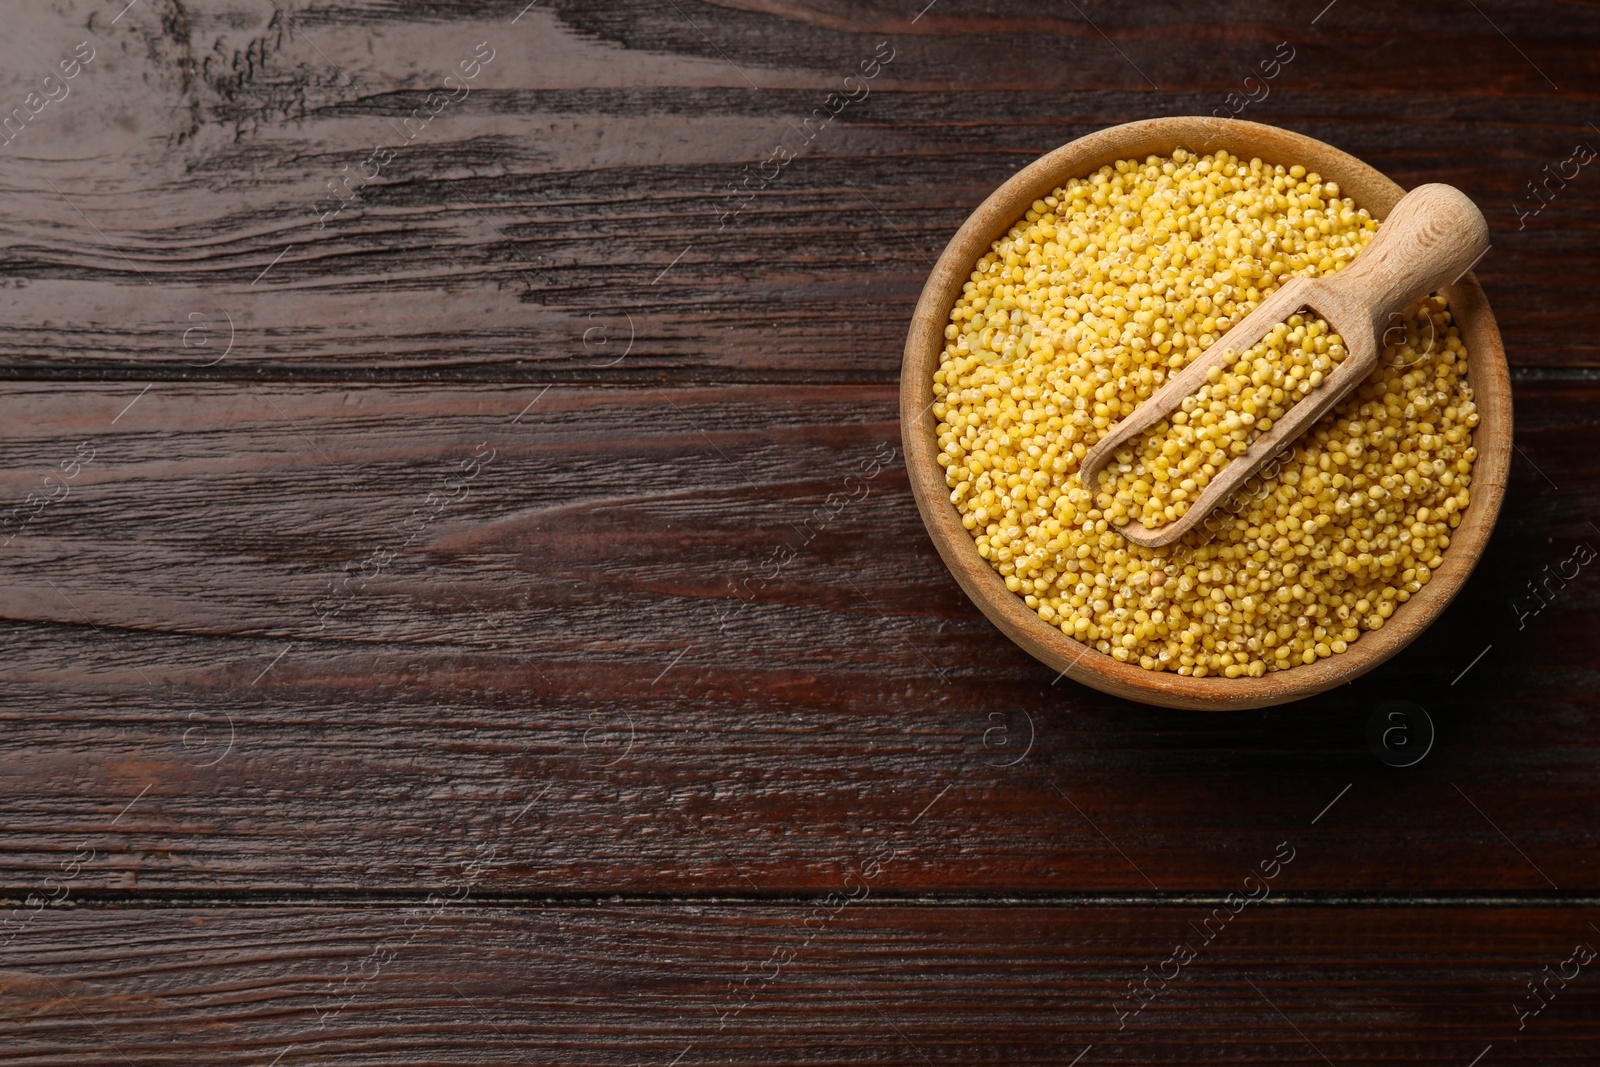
[{"xmin": 899, "ymin": 116, "xmax": 1512, "ymax": 711}]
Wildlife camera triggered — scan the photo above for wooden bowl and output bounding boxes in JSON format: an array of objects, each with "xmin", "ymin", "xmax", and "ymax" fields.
[{"xmin": 900, "ymin": 116, "xmax": 1512, "ymax": 710}]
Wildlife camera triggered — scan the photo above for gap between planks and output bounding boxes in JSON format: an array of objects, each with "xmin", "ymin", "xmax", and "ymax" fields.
[
  {"xmin": 8, "ymin": 890, "xmax": 1600, "ymax": 909},
  {"xmin": 0, "ymin": 365, "xmax": 1594, "ymax": 386}
]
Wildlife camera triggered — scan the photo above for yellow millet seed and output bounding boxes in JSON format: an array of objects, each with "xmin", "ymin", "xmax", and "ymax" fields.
[
  {"xmin": 933, "ymin": 150, "xmax": 1476, "ymax": 676},
  {"xmin": 1095, "ymin": 313, "xmax": 1348, "ymax": 529}
]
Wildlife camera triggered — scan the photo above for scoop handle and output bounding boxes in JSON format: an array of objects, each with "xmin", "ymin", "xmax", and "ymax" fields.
[{"xmin": 1330, "ymin": 183, "xmax": 1489, "ymax": 324}]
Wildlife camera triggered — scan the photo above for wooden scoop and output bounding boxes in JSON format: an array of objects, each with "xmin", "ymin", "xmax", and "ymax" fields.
[{"xmin": 1078, "ymin": 183, "xmax": 1490, "ymax": 548}]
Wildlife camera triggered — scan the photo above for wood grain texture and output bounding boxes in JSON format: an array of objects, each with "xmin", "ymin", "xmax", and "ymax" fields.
[
  {"xmin": 0, "ymin": 380, "xmax": 1593, "ymax": 893},
  {"xmin": 3, "ymin": 904, "xmax": 1599, "ymax": 1065},
  {"xmin": 0, "ymin": 0, "xmax": 1594, "ymax": 375},
  {"xmin": 3, "ymin": 1, "xmax": 1599, "ymax": 1059}
]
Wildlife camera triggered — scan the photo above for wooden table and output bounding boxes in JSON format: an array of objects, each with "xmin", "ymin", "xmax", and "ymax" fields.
[{"xmin": 2, "ymin": 2, "xmax": 1596, "ymax": 1063}]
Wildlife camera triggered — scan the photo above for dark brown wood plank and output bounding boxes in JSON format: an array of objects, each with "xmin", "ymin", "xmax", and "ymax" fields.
[
  {"xmin": 2, "ymin": 903, "xmax": 1598, "ymax": 1064},
  {"xmin": 1, "ymin": 379, "xmax": 1595, "ymax": 893},
  {"xmin": 0, "ymin": 0, "xmax": 1594, "ymax": 375}
]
